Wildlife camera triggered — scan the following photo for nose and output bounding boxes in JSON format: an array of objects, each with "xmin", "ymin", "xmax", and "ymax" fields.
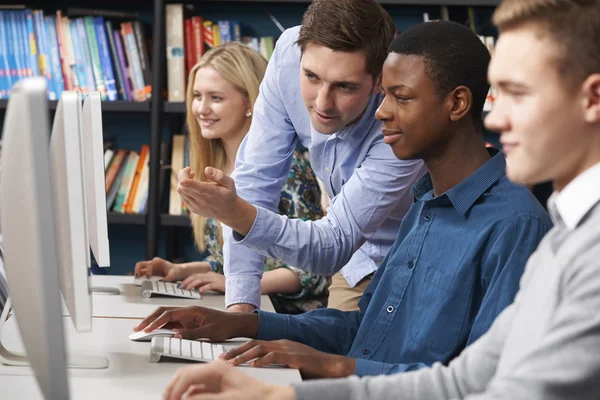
[
  {"xmin": 375, "ymin": 96, "xmax": 392, "ymax": 122},
  {"xmin": 315, "ymin": 85, "xmax": 334, "ymax": 112},
  {"xmin": 197, "ymin": 98, "xmax": 211, "ymax": 116},
  {"xmin": 483, "ymin": 97, "xmax": 509, "ymax": 133}
]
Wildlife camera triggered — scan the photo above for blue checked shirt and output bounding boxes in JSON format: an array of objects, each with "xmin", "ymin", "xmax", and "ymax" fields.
[
  {"xmin": 224, "ymin": 26, "xmax": 426, "ymax": 308},
  {"xmin": 255, "ymin": 150, "xmax": 552, "ymax": 377}
]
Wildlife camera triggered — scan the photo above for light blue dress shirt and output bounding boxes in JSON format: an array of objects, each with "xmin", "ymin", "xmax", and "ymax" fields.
[
  {"xmin": 256, "ymin": 149, "xmax": 552, "ymax": 377},
  {"xmin": 224, "ymin": 26, "xmax": 426, "ymax": 308}
]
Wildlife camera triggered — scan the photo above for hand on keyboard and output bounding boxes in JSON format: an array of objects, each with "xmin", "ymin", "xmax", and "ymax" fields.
[
  {"xmin": 221, "ymin": 339, "xmax": 357, "ymax": 379},
  {"xmin": 133, "ymin": 257, "xmax": 186, "ymax": 282},
  {"xmin": 133, "ymin": 305, "xmax": 259, "ymax": 342},
  {"xmin": 141, "ymin": 280, "xmax": 202, "ymax": 299}
]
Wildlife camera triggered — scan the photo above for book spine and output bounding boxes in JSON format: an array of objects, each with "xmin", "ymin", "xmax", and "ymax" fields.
[
  {"xmin": 0, "ymin": 12, "xmax": 9, "ymax": 98},
  {"xmin": 113, "ymin": 29, "xmax": 133, "ymax": 101},
  {"xmin": 166, "ymin": 4, "xmax": 185, "ymax": 102},
  {"xmin": 191, "ymin": 16, "xmax": 203, "ymax": 60},
  {"xmin": 184, "ymin": 18, "xmax": 194, "ymax": 76},
  {"xmin": 76, "ymin": 18, "xmax": 97, "ymax": 95},
  {"xmin": 16, "ymin": 12, "xmax": 29, "ymax": 79},
  {"xmin": 94, "ymin": 17, "xmax": 118, "ymax": 101},
  {"xmin": 84, "ymin": 16, "xmax": 107, "ymax": 100},
  {"xmin": 121, "ymin": 22, "xmax": 146, "ymax": 101},
  {"xmin": 218, "ymin": 20, "xmax": 231, "ymax": 44},
  {"xmin": 62, "ymin": 16, "xmax": 80, "ymax": 92},
  {"xmin": 105, "ymin": 20, "xmax": 125, "ymax": 100},
  {"xmin": 114, "ymin": 152, "xmax": 139, "ymax": 213},
  {"xmin": 69, "ymin": 19, "xmax": 89, "ymax": 95},
  {"xmin": 9, "ymin": 12, "xmax": 23, "ymax": 83},
  {"xmin": 132, "ymin": 20, "xmax": 152, "ymax": 98},
  {"xmin": 34, "ymin": 10, "xmax": 54, "ymax": 99},
  {"xmin": 202, "ymin": 20, "xmax": 213, "ymax": 51},
  {"xmin": 25, "ymin": 10, "xmax": 40, "ymax": 77},
  {"xmin": 107, "ymin": 151, "xmax": 129, "ymax": 210},
  {"xmin": 105, "ymin": 148, "xmax": 127, "ymax": 194},
  {"xmin": 45, "ymin": 16, "xmax": 65, "ymax": 100},
  {"xmin": 54, "ymin": 11, "xmax": 72, "ymax": 90},
  {"xmin": 231, "ymin": 20, "xmax": 241, "ymax": 42},
  {"xmin": 125, "ymin": 144, "xmax": 149, "ymax": 213},
  {"xmin": 212, "ymin": 23, "xmax": 220, "ymax": 47}
]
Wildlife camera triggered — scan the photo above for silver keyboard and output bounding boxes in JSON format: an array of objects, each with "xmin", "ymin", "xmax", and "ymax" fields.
[
  {"xmin": 141, "ymin": 280, "xmax": 201, "ymax": 299},
  {"xmin": 149, "ymin": 337, "xmax": 225, "ymax": 363}
]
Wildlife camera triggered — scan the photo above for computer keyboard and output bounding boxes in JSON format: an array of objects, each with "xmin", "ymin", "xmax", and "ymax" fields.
[
  {"xmin": 141, "ymin": 280, "xmax": 201, "ymax": 299},
  {"xmin": 133, "ymin": 275, "xmax": 163, "ymax": 286},
  {"xmin": 149, "ymin": 337, "xmax": 225, "ymax": 363}
]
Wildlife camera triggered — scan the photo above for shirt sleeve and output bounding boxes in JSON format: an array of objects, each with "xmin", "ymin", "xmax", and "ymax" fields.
[
  {"xmin": 465, "ymin": 214, "xmax": 551, "ymax": 344},
  {"xmin": 293, "ymin": 303, "xmax": 516, "ymax": 400},
  {"xmin": 256, "ymin": 308, "xmax": 363, "ymax": 356},
  {"xmin": 222, "ymin": 30, "xmax": 299, "ymax": 309},
  {"xmin": 234, "ymin": 141, "xmax": 424, "ymax": 276}
]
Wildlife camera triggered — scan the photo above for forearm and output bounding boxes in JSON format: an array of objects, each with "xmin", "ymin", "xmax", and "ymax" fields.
[
  {"xmin": 179, "ymin": 261, "xmax": 212, "ymax": 278},
  {"xmin": 260, "ymin": 268, "xmax": 302, "ymax": 295},
  {"xmin": 257, "ymin": 309, "xmax": 362, "ymax": 355},
  {"xmin": 220, "ymin": 197, "xmax": 258, "ymax": 236}
]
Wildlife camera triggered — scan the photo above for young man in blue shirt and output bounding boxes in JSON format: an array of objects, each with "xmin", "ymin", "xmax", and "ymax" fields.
[
  {"xmin": 173, "ymin": 0, "xmax": 426, "ymax": 313},
  {"xmin": 137, "ymin": 21, "xmax": 551, "ymax": 380}
]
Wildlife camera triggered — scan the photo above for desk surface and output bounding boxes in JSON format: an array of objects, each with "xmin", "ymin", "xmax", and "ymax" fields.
[
  {"xmin": 0, "ymin": 316, "xmax": 301, "ymax": 399},
  {"xmin": 74, "ymin": 275, "xmax": 275, "ymax": 319}
]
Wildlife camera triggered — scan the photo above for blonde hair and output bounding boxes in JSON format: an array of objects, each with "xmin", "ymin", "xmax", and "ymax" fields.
[
  {"xmin": 186, "ymin": 42, "xmax": 268, "ymax": 251},
  {"xmin": 493, "ymin": 0, "xmax": 600, "ymax": 87}
]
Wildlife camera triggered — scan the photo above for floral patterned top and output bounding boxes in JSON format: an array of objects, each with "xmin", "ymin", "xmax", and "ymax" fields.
[{"xmin": 203, "ymin": 150, "xmax": 329, "ymax": 314}]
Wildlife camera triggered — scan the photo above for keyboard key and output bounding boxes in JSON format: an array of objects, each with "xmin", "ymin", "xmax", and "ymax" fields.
[
  {"xmin": 201, "ymin": 342, "xmax": 212, "ymax": 359},
  {"xmin": 212, "ymin": 344, "xmax": 224, "ymax": 359},
  {"xmin": 165, "ymin": 337, "xmax": 171, "ymax": 354},
  {"xmin": 191, "ymin": 340, "xmax": 202, "ymax": 358},
  {"xmin": 182, "ymin": 340, "xmax": 192, "ymax": 358}
]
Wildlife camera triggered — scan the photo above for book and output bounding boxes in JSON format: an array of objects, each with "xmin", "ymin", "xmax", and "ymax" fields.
[
  {"xmin": 105, "ymin": 20, "xmax": 126, "ymax": 100},
  {"xmin": 168, "ymin": 134, "xmax": 185, "ymax": 215},
  {"xmin": 105, "ymin": 148, "xmax": 127, "ymax": 194},
  {"xmin": 84, "ymin": 16, "xmax": 107, "ymax": 100},
  {"xmin": 125, "ymin": 144, "xmax": 149, "ymax": 213},
  {"xmin": 132, "ymin": 20, "xmax": 152, "ymax": 98},
  {"xmin": 113, "ymin": 151, "xmax": 139, "ymax": 212},
  {"xmin": 121, "ymin": 21, "xmax": 147, "ymax": 101},
  {"xmin": 94, "ymin": 17, "xmax": 118, "ymax": 101},
  {"xmin": 113, "ymin": 27, "xmax": 133, "ymax": 101},
  {"xmin": 166, "ymin": 4, "xmax": 185, "ymax": 102}
]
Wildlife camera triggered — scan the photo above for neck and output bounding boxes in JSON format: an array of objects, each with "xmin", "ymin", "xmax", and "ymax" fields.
[
  {"xmin": 425, "ymin": 127, "xmax": 492, "ymax": 197},
  {"xmin": 221, "ymin": 134, "xmax": 245, "ymax": 175},
  {"xmin": 553, "ymin": 133, "xmax": 600, "ymax": 192}
]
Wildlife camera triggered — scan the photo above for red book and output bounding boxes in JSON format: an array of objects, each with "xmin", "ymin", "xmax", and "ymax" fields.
[
  {"xmin": 184, "ymin": 18, "xmax": 194, "ymax": 78},
  {"xmin": 192, "ymin": 16, "xmax": 204, "ymax": 59}
]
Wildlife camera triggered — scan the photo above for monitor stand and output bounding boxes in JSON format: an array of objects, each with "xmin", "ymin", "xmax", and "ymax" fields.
[{"xmin": 0, "ymin": 297, "xmax": 109, "ymax": 369}]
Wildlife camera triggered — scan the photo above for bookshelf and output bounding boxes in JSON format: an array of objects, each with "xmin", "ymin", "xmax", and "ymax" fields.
[{"xmin": 0, "ymin": 0, "xmax": 498, "ymax": 272}]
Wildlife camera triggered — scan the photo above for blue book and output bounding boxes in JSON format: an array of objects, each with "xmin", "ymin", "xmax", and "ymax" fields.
[
  {"xmin": 8, "ymin": 12, "xmax": 23, "ymax": 84},
  {"xmin": 69, "ymin": 20, "xmax": 90, "ymax": 96},
  {"xmin": 0, "ymin": 12, "xmax": 8, "ymax": 98},
  {"xmin": 76, "ymin": 18, "xmax": 97, "ymax": 95},
  {"xmin": 33, "ymin": 10, "xmax": 55, "ymax": 99},
  {"xmin": 25, "ymin": 10, "xmax": 40, "ymax": 77},
  {"xmin": 218, "ymin": 20, "xmax": 231, "ymax": 43},
  {"xmin": 231, "ymin": 20, "xmax": 241, "ymax": 42},
  {"xmin": 17, "ymin": 11, "xmax": 31, "ymax": 79},
  {"xmin": 94, "ymin": 17, "xmax": 118, "ymax": 101},
  {"xmin": 45, "ymin": 16, "xmax": 65, "ymax": 99}
]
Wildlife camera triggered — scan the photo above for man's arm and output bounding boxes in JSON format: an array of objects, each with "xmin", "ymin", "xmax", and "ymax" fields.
[
  {"xmin": 223, "ymin": 30, "xmax": 299, "ymax": 309},
  {"xmin": 235, "ymin": 146, "xmax": 424, "ymax": 275}
]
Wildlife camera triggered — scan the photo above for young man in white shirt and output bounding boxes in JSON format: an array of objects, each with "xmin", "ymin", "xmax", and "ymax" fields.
[{"xmin": 160, "ymin": 0, "xmax": 600, "ymax": 399}]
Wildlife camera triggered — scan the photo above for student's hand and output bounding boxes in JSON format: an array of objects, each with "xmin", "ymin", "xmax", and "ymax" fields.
[
  {"xmin": 177, "ymin": 166, "xmax": 257, "ymax": 236},
  {"xmin": 134, "ymin": 257, "xmax": 185, "ymax": 282},
  {"xmin": 132, "ymin": 305, "xmax": 259, "ymax": 341},
  {"xmin": 221, "ymin": 339, "xmax": 357, "ymax": 379},
  {"xmin": 180, "ymin": 272, "xmax": 226, "ymax": 293},
  {"xmin": 163, "ymin": 360, "xmax": 295, "ymax": 400}
]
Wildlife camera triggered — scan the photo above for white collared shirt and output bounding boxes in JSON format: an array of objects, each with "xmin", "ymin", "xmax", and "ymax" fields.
[{"xmin": 553, "ymin": 161, "xmax": 600, "ymax": 229}]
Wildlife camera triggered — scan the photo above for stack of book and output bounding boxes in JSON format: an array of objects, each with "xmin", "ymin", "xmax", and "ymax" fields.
[
  {"xmin": 0, "ymin": 8, "xmax": 152, "ymax": 101},
  {"xmin": 105, "ymin": 144, "xmax": 150, "ymax": 214}
]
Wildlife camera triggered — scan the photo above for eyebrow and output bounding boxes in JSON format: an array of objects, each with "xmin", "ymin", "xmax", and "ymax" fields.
[
  {"xmin": 192, "ymin": 90, "xmax": 225, "ymax": 95},
  {"xmin": 493, "ymin": 80, "xmax": 530, "ymax": 90},
  {"xmin": 302, "ymin": 68, "xmax": 361, "ymax": 87},
  {"xmin": 385, "ymin": 84, "xmax": 412, "ymax": 92}
]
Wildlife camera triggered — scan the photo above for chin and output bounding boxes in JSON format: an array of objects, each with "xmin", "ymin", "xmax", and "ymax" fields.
[{"xmin": 311, "ymin": 119, "xmax": 340, "ymax": 135}]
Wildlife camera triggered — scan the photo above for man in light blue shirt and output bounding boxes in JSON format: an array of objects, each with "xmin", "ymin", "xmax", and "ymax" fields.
[{"xmin": 176, "ymin": 0, "xmax": 425, "ymax": 312}]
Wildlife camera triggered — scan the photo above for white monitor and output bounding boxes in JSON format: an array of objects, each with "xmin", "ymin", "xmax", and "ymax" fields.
[
  {"xmin": 82, "ymin": 92, "xmax": 110, "ymax": 268},
  {"xmin": 0, "ymin": 77, "xmax": 70, "ymax": 399},
  {"xmin": 49, "ymin": 91, "xmax": 93, "ymax": 332}
]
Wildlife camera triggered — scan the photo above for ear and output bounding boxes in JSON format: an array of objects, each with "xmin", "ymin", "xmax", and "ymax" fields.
[
  {"xmin": 371, "ymin": 73, "xmax": 383, "ymax": 95},
  {"xmin": 581, "ymin": 74, "xmax": 600, "ymax": 124},
  {"xmin": 447, "ymin": 85, "xmax": 472, "ymax": 123}
]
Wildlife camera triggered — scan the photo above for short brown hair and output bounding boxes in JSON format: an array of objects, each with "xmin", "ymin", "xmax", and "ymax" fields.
[
  {"xmin": 493, "ymin": 0, "xmax": 600, "ymax": 86},
  {"xmin": 296, "ymin": 0, "xmax": 396, "ymax": 79}
]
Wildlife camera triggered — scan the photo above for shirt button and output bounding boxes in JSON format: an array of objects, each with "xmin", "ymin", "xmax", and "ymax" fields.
[
  {"xmin": 407, "ymin": 260, "xmax": 414, "ymax": 269},
  {"xmin": 424, "ymin": 212, "xmax": 431, "ymax": 221},
  {"xmin": 362, "ymin": 348, "xmax": 370, "ymax": 355},
  {"xmin": 387, "ymin": 305, "xmax": 394, "ymax": 313},
  {"xmin": 325, "ymin": 167, "xmax": 331, "ymax": 173}
]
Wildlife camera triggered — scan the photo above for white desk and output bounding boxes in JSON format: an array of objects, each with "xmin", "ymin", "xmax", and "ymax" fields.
[
  {"xmin": 70, "ymin": 275, "xmax": 275, "ymax": 319},
  {"xmin": 0, "ymin": 315, "xmax": 301, "ymax": 399}
]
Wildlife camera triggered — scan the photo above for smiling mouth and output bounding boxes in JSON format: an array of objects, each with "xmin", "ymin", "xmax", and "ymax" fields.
[{"xmin": 314, "ymin": 110, "xmax": 337, "ymax": 120}]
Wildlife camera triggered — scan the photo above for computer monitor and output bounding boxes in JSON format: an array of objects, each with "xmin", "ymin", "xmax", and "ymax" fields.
[
  {"xmin": 82, "ymin": 92, "xmax": 110, "ymax": 268},
  {"xmin": 50, "ymin": 90, "xmax": 93, "ymax": 332},
  {"xmin": 0, "ymin": 77, "xmax": 70, "ymax": 399}
]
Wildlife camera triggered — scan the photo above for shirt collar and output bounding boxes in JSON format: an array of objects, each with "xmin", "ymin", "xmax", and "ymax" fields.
[
  {"xmin": 549, "ymin": 161, "xmax": 600, "ymax": 230},
  {"xmin": 332, "ymin": 93, "xmax": 382, "ymax": 140},
  {"xmin": 411, "ymin": 148, "xmax": 506, "ymax": 216}
]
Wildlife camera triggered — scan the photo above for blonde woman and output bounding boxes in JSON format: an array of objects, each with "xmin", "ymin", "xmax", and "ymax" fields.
[{"xmin": 134, "ymin": 43, "xmax": 327, "ymax": 314}]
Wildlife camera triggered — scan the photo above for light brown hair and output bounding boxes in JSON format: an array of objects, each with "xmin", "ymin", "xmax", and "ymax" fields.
[
  {"xmin": 296, "ymin": 0, "xmax": 396, "ymax": 79},
  {"xmin": 493, "ymin": 0, "xmax": 600, "ymax": 86},
  {"xmin": 185, "ymin": 43, "xmax": 267, "ymax": 251}
]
